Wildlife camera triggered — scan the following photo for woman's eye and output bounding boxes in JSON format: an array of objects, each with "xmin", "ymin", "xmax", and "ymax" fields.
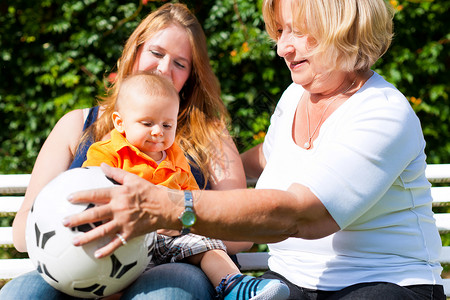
[
  {"xmin": 276, "ymin": 29, "xmax": 283, "ymax": 37},
  {"xmin": 150, "ymin": 50, "xmax": 163, "ymax": 58},
  {"xmin": 293, "ymin": 30, "xmax": 304, "ymax": 37},
  {"xmin": 174, "ymin": 61, "xmax": 186, "ymax": 69}
]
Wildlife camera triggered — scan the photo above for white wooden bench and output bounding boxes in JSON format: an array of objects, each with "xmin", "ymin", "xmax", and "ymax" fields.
[{"xmin": 1, "ymin": 164, "xmax": 450, "ymax": 295}]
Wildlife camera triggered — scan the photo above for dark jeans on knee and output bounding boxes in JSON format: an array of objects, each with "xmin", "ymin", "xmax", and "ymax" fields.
[{"xmin": 261, "ymin": 270, "xmax": 445, "ymax": 300}]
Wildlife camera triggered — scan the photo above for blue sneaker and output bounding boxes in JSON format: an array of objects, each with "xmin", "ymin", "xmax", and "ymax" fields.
[{"xmin": 216, "ymin": 274, "xmax": 289, "ymax": 300}]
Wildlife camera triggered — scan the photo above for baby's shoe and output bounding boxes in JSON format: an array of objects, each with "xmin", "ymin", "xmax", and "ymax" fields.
[{"xmin": 216, "ymin": 274, "xmax": 289, "ymax": 300}]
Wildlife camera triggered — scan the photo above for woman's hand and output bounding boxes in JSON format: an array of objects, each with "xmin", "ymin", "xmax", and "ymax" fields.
[{"xmin": 63, "ymin": 163, "xmax": 183, "ymax": 258}]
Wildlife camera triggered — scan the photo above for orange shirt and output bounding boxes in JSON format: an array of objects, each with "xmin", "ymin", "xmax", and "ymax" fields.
[{"xmin": 82, "ymin": 129, "xmax": 199, "ymax": 190}]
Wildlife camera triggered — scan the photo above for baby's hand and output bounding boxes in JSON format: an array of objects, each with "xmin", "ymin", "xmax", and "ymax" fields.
[{"xmin": 157, "ymin": 229, "xmax": 181, "ymax": 236}]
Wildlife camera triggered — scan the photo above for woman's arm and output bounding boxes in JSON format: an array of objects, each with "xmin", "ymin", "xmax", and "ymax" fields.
[
  {"xmin": 240, "ymin": 143, "xmax": 266, "ymax": 179},
  {"xmin": 195, "ymin": 183, "xmax": 339, "ymax": 243},
  {"xmin": 208, "ymin": 132, "xmax": 252, "ymax": 254},
  {"xmin": 65, "ymin": 164, "xmax": 339, "ymax": 258},
  {"xmin": 209, "ymin": 132, "xmax": 246, "ymax": 191},
  {"xmin": 12, "ymin": 109, "xmax": 85, "ymax": 252}
]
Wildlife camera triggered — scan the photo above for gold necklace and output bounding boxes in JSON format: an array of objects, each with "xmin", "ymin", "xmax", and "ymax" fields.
[{"xmin": 304, "ymin": 78, "xmax": 356, "ymax": 149}]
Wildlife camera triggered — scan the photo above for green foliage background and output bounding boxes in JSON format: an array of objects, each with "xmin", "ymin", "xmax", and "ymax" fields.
[{"xmin": 0, "ymin": 0, "xmax": 449, "ymax": 174}]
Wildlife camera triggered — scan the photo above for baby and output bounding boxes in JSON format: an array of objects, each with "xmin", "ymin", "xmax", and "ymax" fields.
[{"xmin": 82, "ymin": 72, "xmax": 289, "ymax": 299}]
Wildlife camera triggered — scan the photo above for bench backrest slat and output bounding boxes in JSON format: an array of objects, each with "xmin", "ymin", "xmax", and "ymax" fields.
[
  {"xmin": 426, "ymin": 164, "xmax": 450, "ymax": 183},
  {"xmin": 0, "ymin": 174, "xmax": 30, "ymax": 194}
]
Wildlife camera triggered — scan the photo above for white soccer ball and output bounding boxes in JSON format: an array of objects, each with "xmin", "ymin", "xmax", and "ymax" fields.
[{"xmin": 25, "ymin": 167, "xmax": 156, "ymax": 298}]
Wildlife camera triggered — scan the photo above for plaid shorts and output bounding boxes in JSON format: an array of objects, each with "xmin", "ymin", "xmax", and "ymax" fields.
[{"xmin": 152, "ymin": 233, "xmax": 227, "ymax": 265}]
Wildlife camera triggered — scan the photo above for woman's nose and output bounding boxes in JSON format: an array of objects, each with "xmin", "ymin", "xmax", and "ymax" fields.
[
  {"xmin": 277, "ymin": 31, "xmax": 294, "ymax": 58},
  {"xmin": 156, "ymin": 57, "xmax": 171, "ymax": 77}
]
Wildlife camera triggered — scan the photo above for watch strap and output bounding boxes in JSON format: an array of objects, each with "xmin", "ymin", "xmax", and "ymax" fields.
[{"xmin": 180, "ymin": 190, "xmax": 195, "ymax": 235}]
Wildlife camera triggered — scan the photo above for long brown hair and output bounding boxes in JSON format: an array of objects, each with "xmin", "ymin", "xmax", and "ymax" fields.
[{"xmin": 81, "ymin": 3, "xmax": 229, "ymax": 184}]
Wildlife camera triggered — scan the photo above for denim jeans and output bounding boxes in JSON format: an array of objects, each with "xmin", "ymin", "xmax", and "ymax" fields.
[{"xmin": 0, "ymin": 263, "xmax": 215, "ymax": 299}]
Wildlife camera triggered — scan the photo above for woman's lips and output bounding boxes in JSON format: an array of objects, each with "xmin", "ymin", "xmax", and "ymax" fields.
[{"xmin": 290, "ymin": 59, "xmax": 307, "ymax": 69}]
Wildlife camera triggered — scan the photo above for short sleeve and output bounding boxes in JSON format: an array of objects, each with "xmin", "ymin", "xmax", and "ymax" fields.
[{"xmin": 82, "ymin": 141, "xmax": 119, "ymax": 168}]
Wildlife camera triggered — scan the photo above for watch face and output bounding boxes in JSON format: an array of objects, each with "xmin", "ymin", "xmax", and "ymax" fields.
[{"xmin": 181, "ymin": 210, "xmax": 196, "ymax": 227}]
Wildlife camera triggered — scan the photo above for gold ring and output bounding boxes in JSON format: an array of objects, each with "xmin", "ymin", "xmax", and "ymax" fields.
[{"xmin": 116, "ymin": 233, "xmax": 127, "ymax": 245}]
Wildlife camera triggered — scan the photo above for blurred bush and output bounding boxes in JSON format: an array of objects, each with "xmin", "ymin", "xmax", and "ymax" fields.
[{"xmin": 0, "ymin": 0, "xmax": 448, "ymax": 174}]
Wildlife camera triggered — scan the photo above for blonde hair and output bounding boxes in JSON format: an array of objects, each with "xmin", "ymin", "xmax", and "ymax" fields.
[
  {"xmin": 116, "ymin": 72, "xmax": 179, "ymax": 112},
  {"xmin": 81, "ymin": 3, "xmax": 229, "ymax": 185},
  {"xmin": 262, "ymin": 0, "xmax": 394, "ymax": 72}
]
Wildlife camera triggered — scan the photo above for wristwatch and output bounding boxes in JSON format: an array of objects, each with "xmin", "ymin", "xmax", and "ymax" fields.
[{"xmin": 178, "ymin": 190, "xmax": 196, "ymax": 235}]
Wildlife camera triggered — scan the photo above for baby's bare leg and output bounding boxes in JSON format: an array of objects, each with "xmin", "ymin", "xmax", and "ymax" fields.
[{"xmin": 186, "ymin": 249, "xmax": 240, "ymax": 287}]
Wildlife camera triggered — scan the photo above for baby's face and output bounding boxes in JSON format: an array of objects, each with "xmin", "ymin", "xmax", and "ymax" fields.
[{"xmin": 119, "ymin": 92, "xmax": 178, "ymax": 156}]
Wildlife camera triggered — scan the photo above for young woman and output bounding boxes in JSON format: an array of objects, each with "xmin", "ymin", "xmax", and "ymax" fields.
[{"xmin": 2, "ymin": 3, "xmax": 253, "ymax": 299}]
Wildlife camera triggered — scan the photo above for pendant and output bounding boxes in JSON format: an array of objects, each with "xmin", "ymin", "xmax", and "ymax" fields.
[{"xmin": 304, "ymin": 141, "xmax": 310, "ymax": 149}]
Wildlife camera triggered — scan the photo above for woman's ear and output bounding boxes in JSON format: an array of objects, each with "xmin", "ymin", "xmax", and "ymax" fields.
[{"xmin": 112, "ymin": 112, "xmax": 125, "ymax": 133}]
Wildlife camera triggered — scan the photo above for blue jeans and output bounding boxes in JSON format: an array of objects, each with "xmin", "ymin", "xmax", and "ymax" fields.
[{"xmin": 0, "ymin": 263, "xmax": 215, "ymax": 299}]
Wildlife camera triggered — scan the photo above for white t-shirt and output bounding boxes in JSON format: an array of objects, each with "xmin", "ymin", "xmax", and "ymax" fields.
[{"xmin": 257, "ymin": 72, "xmax": 443, "ymax": 290}]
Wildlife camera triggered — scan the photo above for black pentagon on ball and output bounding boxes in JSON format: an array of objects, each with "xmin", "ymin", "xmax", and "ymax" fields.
[
  {"xmin": 37, "ymin": 261, "xmax": 59, "ymax": 283},
  {"xmin": 74, "ymin": 283, "xmax": 107, "ymax": 297},
  {"xmin": 105, "ymin": 175, "xmax": 121, "ymax": 185},
  {"xmin": 109, "ymin": 254, "xmax": 138, "ymax": 279},
  {"xmin": 71, "ymin": 223, "xmax": 95, "ymax": 233},
  {"xmin": 34, "ymin": 223, "xmax": 55, "ymax": 249},
  {"xmin": 71, "ymin": 203, "xmax": 103, "ymax": 232}
]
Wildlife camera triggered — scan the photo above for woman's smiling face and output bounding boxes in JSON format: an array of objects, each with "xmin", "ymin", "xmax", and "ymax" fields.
[
  {"xmin": 274, "ymin": 0, "xmax": 328, "ymax": 90},
  {"xmin": 133, "ymin": 24, "xmax": 192, "ymax": 93}
]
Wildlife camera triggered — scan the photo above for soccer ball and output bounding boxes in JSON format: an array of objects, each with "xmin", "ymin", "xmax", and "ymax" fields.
[{"xmin": 25, "ymin": 167, "xmax": 156, "ymax": 298}]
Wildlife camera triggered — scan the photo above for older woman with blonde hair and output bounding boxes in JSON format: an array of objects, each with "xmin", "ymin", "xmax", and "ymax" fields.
[
  {"xmin": 2, "ymin": 3, "xmax": 255, "ymax": 300},
  {"xmin": 61, "ymin": 0, "xmax": 445, "ymax": 299}
]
